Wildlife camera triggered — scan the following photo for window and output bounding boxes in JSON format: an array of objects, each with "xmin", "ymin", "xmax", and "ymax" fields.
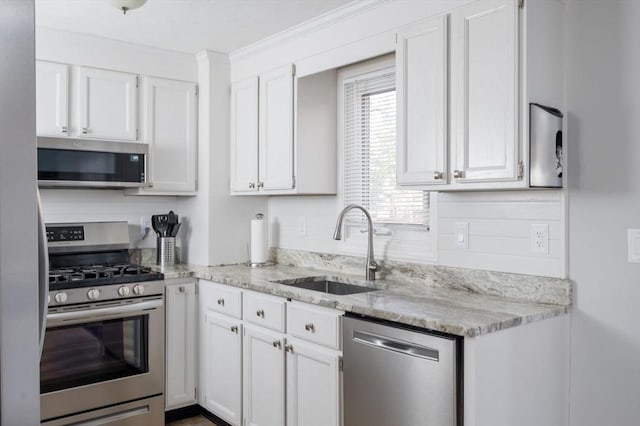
[{"xmin": 341, "ymin": 64, "xmax": 430, "ymax": 230}]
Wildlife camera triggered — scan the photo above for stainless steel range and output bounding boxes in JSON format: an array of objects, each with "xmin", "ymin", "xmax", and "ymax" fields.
[{"xmin": 40, "ymin": 221, "xmax": 165, "ymax": 426}]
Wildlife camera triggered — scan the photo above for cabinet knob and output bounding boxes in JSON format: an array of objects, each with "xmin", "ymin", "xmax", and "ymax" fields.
[
  {"xmin": 272, "ymin": 340, "xmax": 281, "ymax": 349},
  {"xmin": 453, "ymin": 170, "xmax": 464, "ymax": 179},
  {"xmin": 304, "ymin": 323, "xmax": 315, "ymax": 333},
  {"xmin": 256, "ymin": 309, "xmax": 265, "ymax": 318},
  {"xmin": 179, "ymin": 286, "xmax": 185, "ymax": 293},
  {"xmin": 217, "ymin": 298, "xmax": 225, "ymax": 306},
  {"xmin": 285, "ymin": 344, "xmax": 294, "ymax": 353},
  {"xmin": 433, "ymin": 171, "xmax": 443, "ymax": 180},
  {"xmin": 257, "ymin": 182, "xmax": 264, "ymax": 189},
  {"xmin": 230, "ymin": 325, "xmax": 238, "ymax": 334},
  {"xmin": 249, "ymin": 182, "xmax": 256, "ymax": 189},
  {"xmin": 60, "ymin": 126, "xmax": 68, "ymax": 134},
  {"xmin": 82, "ymin": 127, "xmax": 89, "ymax": 134}
]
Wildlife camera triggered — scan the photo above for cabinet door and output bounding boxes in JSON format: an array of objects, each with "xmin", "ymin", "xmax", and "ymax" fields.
[
  {"xmin": 396, "ymin": 15, "xmax": 449, "ymax": 186},
  {"xmin": 286, "ymin": 339, "xmax": 341, "ymax": 426},
  {"xmin": 231, "ymin": 77, "xmax": 259, "ymax": 193},
  {"xmin": 243, "ymin": 324, "xmax": 285, "ymax": 426},
  {"xmin": 165, "ymin": 281, "xmax": 197, "ymax": 410},
  {"xmin": 141, "ymin": 77, "xmax": 197, "ymax": 194},
  {"xmin": 202, "ymin": 311, "xmax": 242, "ymax": 426},
  {"xmin": 258, "ymin": 64, "xmax": 294, "ymax": 191},
  {"xmin": 451, "ymin": 0, "xmax": 519, "ymax": 182},
  {"xmin": 36, "ymin": 61, "xmax": 69, "ymax": 137},
  {"xmin": 78, "ymin": 66, "xmax": 138, "ymax": 141}
]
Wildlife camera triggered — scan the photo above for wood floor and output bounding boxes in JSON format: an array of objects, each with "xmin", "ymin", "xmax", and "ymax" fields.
[{"xmin": 166, "ymin": 415, "xmax": 216, "ymax": 425}]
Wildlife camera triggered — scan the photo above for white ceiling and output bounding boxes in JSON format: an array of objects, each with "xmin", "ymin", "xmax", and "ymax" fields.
[{"xmin": 35, "ymin": 0, "xmax": 354, "ymax": 54}]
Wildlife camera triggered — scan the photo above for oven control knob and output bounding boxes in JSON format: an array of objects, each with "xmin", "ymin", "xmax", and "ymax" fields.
[
  {"xmin": 118, "ymin": 286, "xmax": 130, "ymax": 297},
  {"xmin": 54, "ymin": 292, "xmax": 67, "ymax": 303},
  {"xmin": 87, "ymin": 288, "xmax": 100, "ymax": 300},
  {"xmin": 132, "ymin": 284, "xmax": 145, "ymax": 295}
]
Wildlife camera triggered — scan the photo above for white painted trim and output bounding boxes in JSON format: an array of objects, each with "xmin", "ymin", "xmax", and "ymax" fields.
[{"xmin": 229, "ymin": 0, "xmax": 393, "ymax": 61}]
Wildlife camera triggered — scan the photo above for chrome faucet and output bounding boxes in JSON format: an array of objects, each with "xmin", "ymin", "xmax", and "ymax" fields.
[{"xmin": 333, "ymin": 204, "xmax": 379, "ymax": 281}]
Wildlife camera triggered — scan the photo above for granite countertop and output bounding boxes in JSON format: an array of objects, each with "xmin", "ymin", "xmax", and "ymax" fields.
[{"xmin": 150, "ymin": 261, "xmax": 572, "ymax": 338}]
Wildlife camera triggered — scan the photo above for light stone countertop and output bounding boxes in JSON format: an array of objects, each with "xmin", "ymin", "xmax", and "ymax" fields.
[{"xmin": 150, "ymin": 262, "xmax": 571, "ymax": 338}]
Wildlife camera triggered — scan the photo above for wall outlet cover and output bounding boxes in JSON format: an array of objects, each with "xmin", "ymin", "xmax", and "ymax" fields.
[
  {"xmin": 628, "ymin": 229, "xmax": 640, "ymax": 263},
  {"xmin": 531, "ymin": 224, "xmax": 549, "ymax": 255},
  {"xmin": 454, "ymin": 222, "xmax": 469, "ymax": 249}
]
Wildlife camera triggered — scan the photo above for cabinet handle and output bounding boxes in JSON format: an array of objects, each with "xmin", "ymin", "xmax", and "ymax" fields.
[
  {"xmin": 249, "ymin": 182, "xmax": 256, "ymax": 189},
  {"xmin": 179, "ymin": 286, "xmax": 185, "ymax": 293},
  {"xmin": 256, "ymin": 309, "xmax": 265, "ymax": 318},
  {"xmin": 433, "ymin": 171, "xmax": 443, "ymax": 180},
  {"xmin": 217, "ymin": 298, "xmax": 225, "ymax": 306},
  {"xmin": 273, "ymin": 340, "xmax": 281, "ymax": 349},
  {"xmin": 60, "ymin": 126, "xmax": 68, "ymax": 134},
  {"xmin": 285, "ymin": 344, "xmax": 294, "ymax": 353},
  {"xmin": 304, "ymin": 323, "xmax": 315, "ymax": 333},
  {"xmin": 230, "ymin": 325, "xmax": 238, "ymax": 334},
  {"xmin": 257, "ymin": 182, "xmax": 264, "ymax": 189},
  {"xmin": 82, "ymin": 127, "xmax": 89, "ymax": 134},
  {"xmin": 453, "ymin": 170, "xmax": 464, "ymax": 179}
]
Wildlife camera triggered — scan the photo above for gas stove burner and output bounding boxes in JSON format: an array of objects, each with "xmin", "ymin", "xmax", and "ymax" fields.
[{"xmin": 48, "ymin": 263, "xmax": 164, "ymax": 291}]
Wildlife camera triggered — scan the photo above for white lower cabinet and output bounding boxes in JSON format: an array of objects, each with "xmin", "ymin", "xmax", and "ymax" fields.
[
  {"xmin": 286, "ymin": 338, "xmax": 341, "ymax": 426},
  {"xmin": 243, "ymin": 324, "xmax": 286, "ymax": 426},
  {"xmin": 197, "ymin": 282, "xmax": 343, "ymax": 426},
  {"xmin": 202, "ymin": 311, "xmax": 243, "ymax": 425},
  {"xmin": 165, "ymin": 279, "xmax": 197, "ymax": 410}
]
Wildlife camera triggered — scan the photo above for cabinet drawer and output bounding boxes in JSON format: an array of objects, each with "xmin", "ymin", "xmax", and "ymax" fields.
[
  {"xmin": 201, "ymin": 281, "xmax": 242, "ymax": 319},
  {"xmin": 244, "ymin": 291, "xmax": 286, "ymax": 332},
  {"xmin": 287, "ymin": 301, "xmax": 343, "ymax": 350}
]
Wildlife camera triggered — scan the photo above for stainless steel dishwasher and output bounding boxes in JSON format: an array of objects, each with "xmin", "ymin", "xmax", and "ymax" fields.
[{"xmin": 343, "ymin": 315, "xmax": 462, "ymax": 426}]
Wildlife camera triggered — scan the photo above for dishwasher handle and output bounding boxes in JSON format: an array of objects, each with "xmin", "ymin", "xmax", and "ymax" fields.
[{"xmin": 353, "ymin": 330, "xmax": 439, "ymax": 362}]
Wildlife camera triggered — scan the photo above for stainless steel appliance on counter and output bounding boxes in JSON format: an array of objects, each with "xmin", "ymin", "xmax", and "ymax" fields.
[
  {"xmin": 343, "ymin": 315, "xmax": 463, "ymax": 426},
  {"xmin": 37, "ymin": 137, "xmax": 148, "ymax": 188},
  {"xmin": 40, "ymin": 221, "xmax": 165, "ymax": 425}
]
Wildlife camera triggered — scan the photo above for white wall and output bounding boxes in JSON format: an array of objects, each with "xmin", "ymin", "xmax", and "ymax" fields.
[
  {"xmin": 567, "ymin": 1, "xmax": 640, "ymax": 424},
  {"xmin": 244, "ymin": 0, "xmax": 567, "ymax": 278},
  {"xmin": 36, "ymin": 29, "xmax": 198, "ymax": 255}
]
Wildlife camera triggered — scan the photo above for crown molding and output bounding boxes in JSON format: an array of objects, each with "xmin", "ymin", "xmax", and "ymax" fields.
[{"xmin": 229, "ymin": 0, "xmax": 393, "ymax": 62}]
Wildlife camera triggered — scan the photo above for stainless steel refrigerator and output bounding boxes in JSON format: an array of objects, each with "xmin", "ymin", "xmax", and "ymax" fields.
[{"xmin": 0, "ymin": 0, "xmax": 41, "ymax": 424}]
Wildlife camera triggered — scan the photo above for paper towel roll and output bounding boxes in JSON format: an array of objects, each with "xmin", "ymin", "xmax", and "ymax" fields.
[{"xmin": 250, "ymin": 214, "xmax": 268, "ymax": 264}]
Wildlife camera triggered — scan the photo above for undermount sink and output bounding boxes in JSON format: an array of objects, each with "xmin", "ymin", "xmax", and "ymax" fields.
[{"xmin": 270, "ymin": 276, "xmax": 379, "ymax": 295}]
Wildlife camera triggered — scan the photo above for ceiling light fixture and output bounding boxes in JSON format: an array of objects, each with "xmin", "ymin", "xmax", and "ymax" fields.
[{"xmin": 108, "ymin": 0, "xmax": 148, "ymax": 15}]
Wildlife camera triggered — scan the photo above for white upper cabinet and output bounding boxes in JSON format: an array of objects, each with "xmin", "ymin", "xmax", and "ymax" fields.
[
  {"xmin": 131, "ymin": 77, "xmax": 197, "ymax": 195},
  {"xmin": 230, "ymin": 77, "xmax": 259, "ymax": 193},
  {"xmin": 396, "ymin": 15, "xmax": 449, "ymax": 187},
  {"xmin": 258, "ymin": 64, "xmax": 295, "ymax": 191},
  {"xmin": 36, "ymin": 61, "xmax": 69, "ymax": 137},
  {"xmin": 450, "ymin": 0, "xmax": 519, "ymax": 183},
  {"xmin": 78, "ymin": 66, "xmax": 138, "ymax": 141}
]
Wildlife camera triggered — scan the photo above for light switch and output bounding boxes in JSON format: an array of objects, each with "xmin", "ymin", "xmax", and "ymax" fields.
[
  {"xmin": 628, "ymin": 229, "xmax": 640, "ymax": 263},
  {"xmin": 455, "ymin": 222, "xmax": 469, "ymax": 249}
]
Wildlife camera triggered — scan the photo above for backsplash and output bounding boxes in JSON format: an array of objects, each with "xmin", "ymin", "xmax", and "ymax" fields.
[{"xmin": 271, "ymin": 248, "xmax": 572, "ymax": 306}]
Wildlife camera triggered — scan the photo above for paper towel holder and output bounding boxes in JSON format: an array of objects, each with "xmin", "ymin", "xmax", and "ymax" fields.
[{"xmin": 249, "ymin": 213, "xmax": 275, "ymax": 268}]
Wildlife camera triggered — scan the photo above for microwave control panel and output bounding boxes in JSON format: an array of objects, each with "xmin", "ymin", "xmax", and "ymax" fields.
[{"xmin": 46, "ymin": 226, "xmax": 85, "ymax": 242}]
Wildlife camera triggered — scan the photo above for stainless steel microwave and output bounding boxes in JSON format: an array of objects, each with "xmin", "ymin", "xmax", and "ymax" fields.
[{"xmin": 37, "ymin": 137, "xmax": 148, "ymax": 188}]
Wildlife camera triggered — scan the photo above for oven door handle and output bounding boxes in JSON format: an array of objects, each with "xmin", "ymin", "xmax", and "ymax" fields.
[{"xmin": 47, "ymin": 299, "xmax": 162, "ymax": 327}]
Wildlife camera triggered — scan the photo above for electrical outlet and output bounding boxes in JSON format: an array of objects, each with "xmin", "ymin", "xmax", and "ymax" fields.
[
  {"xmin": 531, "ymin": 224, "xmax": 549, "ymax": 254},
  {"xmin": 454, "ymin": 222, "xmax": 469, "ymax": 249},
  {"xmin": 298, "ymin": 216, "xmax": 307, "ymax": 237},
  {"xmin": 140, "ymin": 216, "xmax": 151, "ymax": 234}
]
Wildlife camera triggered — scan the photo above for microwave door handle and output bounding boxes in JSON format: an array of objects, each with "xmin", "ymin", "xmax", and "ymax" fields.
[
  {"xmin": 37, "ymin": 190, "xmax": 49, "ymax": 355},
  {"xmin": 46, "ymin": 299, "xmax": 163, "ymax": 327}
]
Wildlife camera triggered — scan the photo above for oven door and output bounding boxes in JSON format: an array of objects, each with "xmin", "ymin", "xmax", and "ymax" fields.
[{"xmin": 40, "ymin": 296, "xmax": 164, "ymax": 422}]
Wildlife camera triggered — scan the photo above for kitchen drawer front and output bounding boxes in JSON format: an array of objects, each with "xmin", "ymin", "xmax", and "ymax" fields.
[
  {"xmin": 244, "ymin": 291, "xmax": 286, "ymax": 332},
  {"xmin": 202, "ymin": 280, "xmax": 243, "ymax": 319},
  {"xmin": 287, "ymin": 301, "xmax": 343, "ymax": 350}
]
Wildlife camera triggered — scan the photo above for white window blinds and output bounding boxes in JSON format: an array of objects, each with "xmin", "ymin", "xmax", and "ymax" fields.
[{"xmin": 343, "ymin": 68, "xmax": 430, "ymax": 228}]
